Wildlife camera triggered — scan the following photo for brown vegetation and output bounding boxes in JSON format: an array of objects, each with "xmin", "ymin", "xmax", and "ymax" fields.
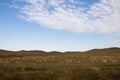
[{"xmin": 0, "ymin": 47, "xmax": 120, "ymax": 80}]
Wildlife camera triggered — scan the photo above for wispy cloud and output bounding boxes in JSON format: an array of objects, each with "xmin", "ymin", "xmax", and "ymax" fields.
[
  {"xmin": 107, "ymin": 34, "xmax": 120, "ymax": 46},
  {"xmin": 111, "ymin": 40, "xmax": 120, "ymax": 46},
  {"xmin": 15, "ymin": 0, "xmax": 120, "ymax": 33},
  {"xmin": 107, "ymin": 38, "xmax": 120, "ymax": 47}
]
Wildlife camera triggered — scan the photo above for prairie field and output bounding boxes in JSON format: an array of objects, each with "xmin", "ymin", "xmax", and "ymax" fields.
[{"xmin": 0, "ymin": 48, "xmax": 120, "ymax": 80}]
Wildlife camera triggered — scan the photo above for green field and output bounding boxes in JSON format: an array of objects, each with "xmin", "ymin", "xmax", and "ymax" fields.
[{"xmin": 0, "ymin": 48, "xmax": 120, "ymax": 80}]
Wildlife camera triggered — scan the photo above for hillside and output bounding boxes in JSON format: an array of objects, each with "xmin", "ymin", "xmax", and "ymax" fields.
[{"xmin": 0, "ymin": 47, "xmax": 120, "ymax": 57}]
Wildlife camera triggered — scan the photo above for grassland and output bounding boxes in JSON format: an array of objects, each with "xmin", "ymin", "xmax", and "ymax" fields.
[{"xmin": 0, "ymin": 47, "xmax": 120, "ymax": 80}]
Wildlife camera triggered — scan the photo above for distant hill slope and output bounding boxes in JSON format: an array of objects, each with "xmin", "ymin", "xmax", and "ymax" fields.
[
  {"xmin": 84, "ymin": 47, "xmax": 120, "ymax": 56},
  {"xmin": 0, "ymin": 47, "xmax": 120, "ymax": 57}
]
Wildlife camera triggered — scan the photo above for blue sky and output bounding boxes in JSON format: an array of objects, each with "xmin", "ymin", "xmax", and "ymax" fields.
[{"xmin": 0, "ymin": 0, "xmax": 120, "ymax": 51}]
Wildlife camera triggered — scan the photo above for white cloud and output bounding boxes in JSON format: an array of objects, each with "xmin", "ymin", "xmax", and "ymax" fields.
[
  {"xmin": 108, "ymin": 38, "xmax": 120, "ymax": 46},
  {"xmin": 111, "ymin": 40, "xmax": 120, "ymax": 46},
  {"xmin": 16, "ymin": 0, "xmax": 120, "ymax": 33}
]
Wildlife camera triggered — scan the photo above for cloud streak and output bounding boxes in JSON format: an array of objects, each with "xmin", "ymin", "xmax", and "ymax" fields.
[{"xmin": 16, "ymin": 0, "xmax": 120, "ymax": 33}]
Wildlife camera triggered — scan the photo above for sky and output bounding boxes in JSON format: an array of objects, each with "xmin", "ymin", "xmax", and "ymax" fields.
[{"xmin": 0, "ymin": 0, "xmax": 120, "ymax": 51}]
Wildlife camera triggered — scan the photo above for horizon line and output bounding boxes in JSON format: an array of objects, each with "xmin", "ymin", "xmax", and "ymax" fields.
[{"xmin": 0, "ymin": 47, "xmax": 119, "ymax": 53}]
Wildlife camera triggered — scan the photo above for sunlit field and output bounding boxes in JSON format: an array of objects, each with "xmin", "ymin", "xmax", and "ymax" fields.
[{"xmin": 0, "ymin": 48, "xmax": 120, "ymax": 80}]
